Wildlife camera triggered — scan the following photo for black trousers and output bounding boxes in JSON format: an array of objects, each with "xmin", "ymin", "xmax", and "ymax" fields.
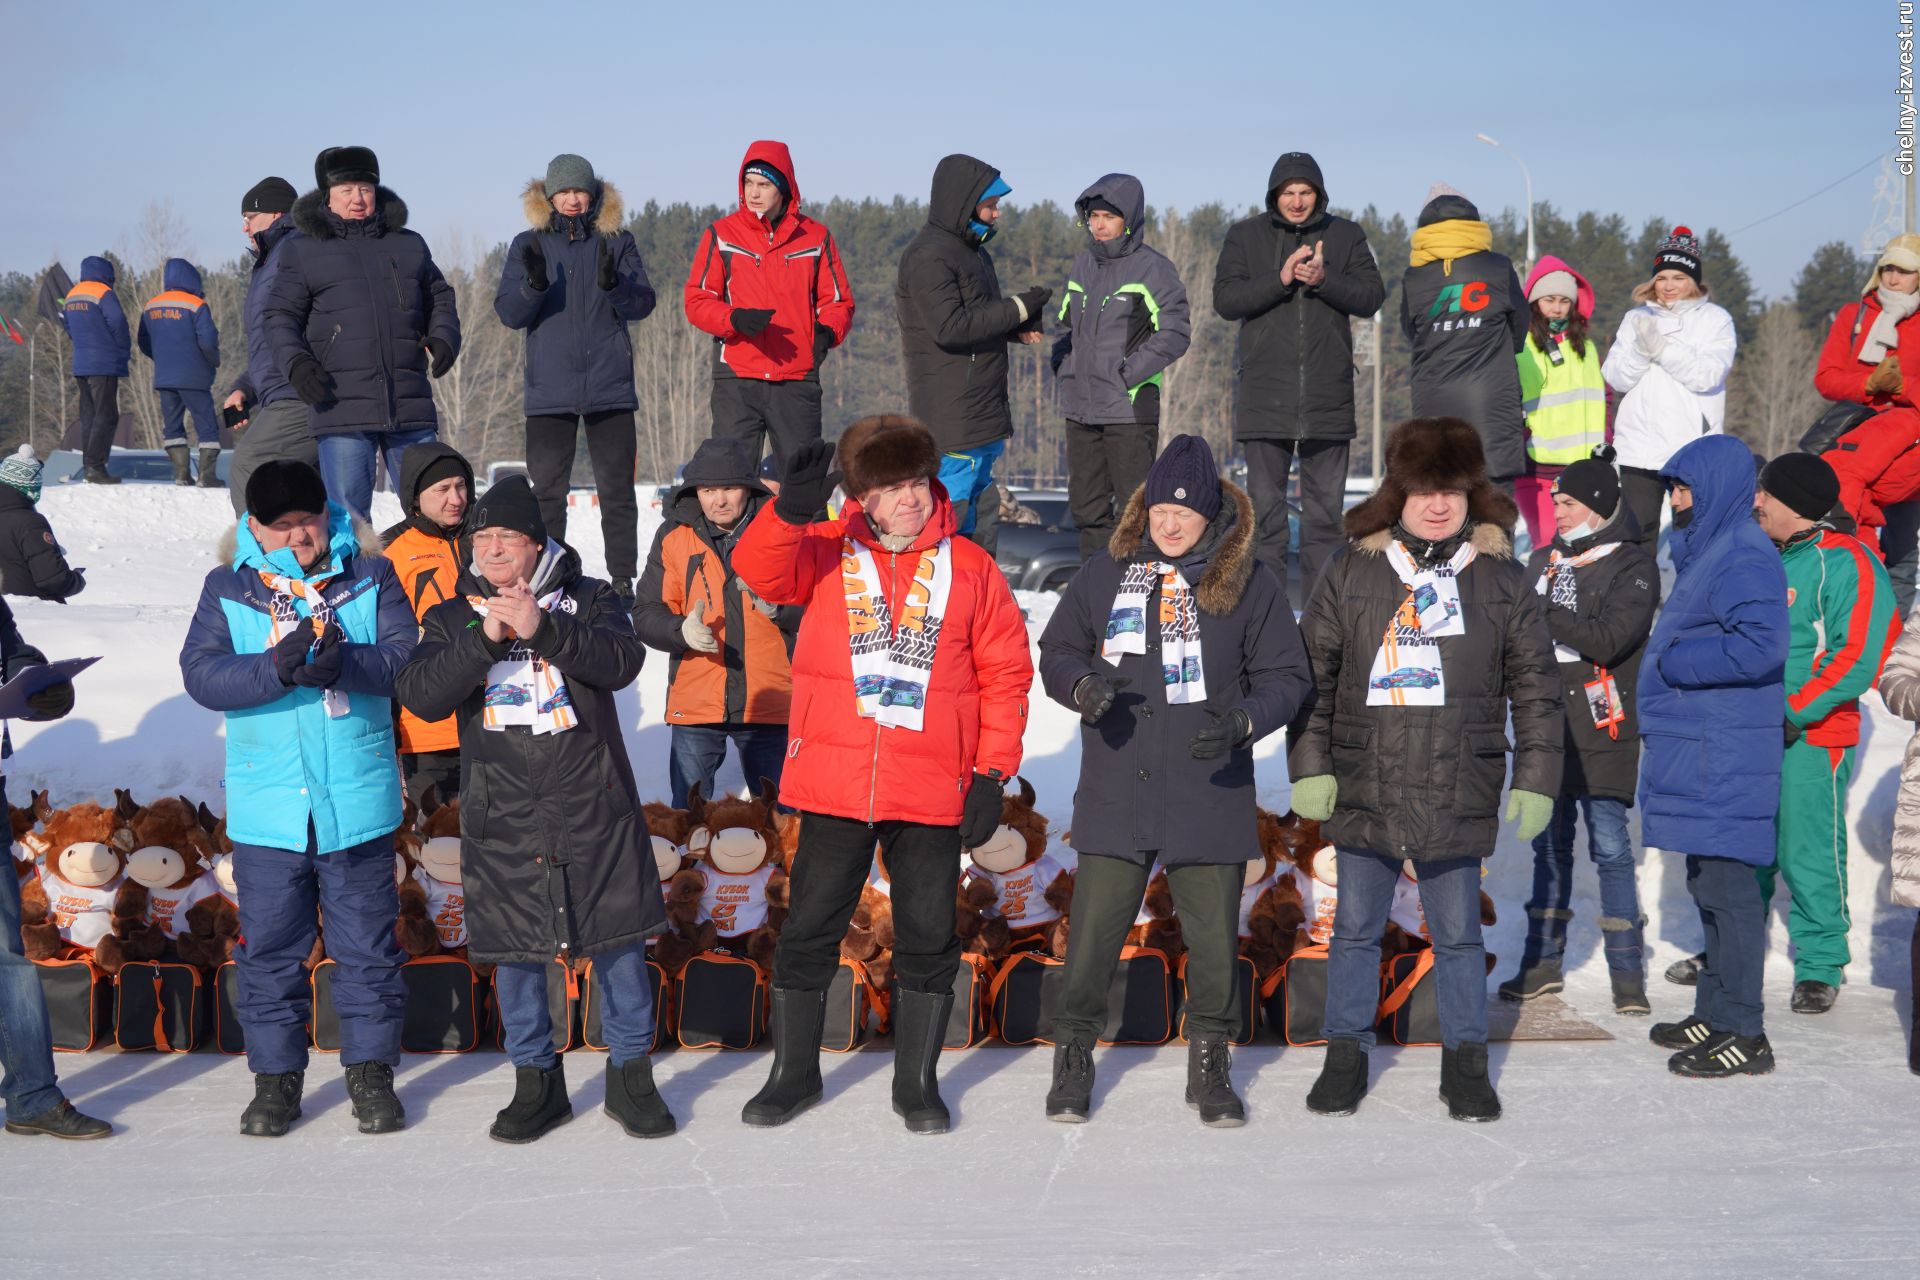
[
  {"xmin": 1065, "ymin": 419, "xmax": 1158, "ymax": 561},
  {"xmin": 1244, "ymin": 437, "xmax": 1347, "ymax": 600},
  {"xmin": 525, "ymin": 410, "xmax": 639, "ymax": 580},
  {"xmin": 401, "ymin": 750, "xmax": 461, "ymax": 806},
  {"xmin": 75, "ymin": 376, "xmax": 120, "ymax": 471},
  {"xmin": 711, "ymin": 377, "xmax": 823, "ymax": 477},
  {"xmin": 1620, "ymin": 466, "xmax": 1665, "ymax": 552},
  {"xmin": 772, "ymin": 812, "xmax": 961, "ymax": 994}
]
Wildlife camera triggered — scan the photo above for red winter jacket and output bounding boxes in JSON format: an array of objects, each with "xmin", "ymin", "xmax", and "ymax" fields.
[
  {"xmin": 684, "ymin": 141, "xmax": 856, "ymax": 381},
  {"xmin": 733, "ymin": 487, "xmax": 1032, "ymax": 826},
  {"xmin": 1816, "ymin": 292, "xmax": 1920, "ymax": 409}
]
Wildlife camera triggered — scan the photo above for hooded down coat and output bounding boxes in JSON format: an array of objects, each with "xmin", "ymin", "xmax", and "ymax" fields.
[
  {"xmin": 1052, "ymin": 173, "xmax": 1192, "ymax": 427},
  {"xmin": 494, "ymin": 177, "xmax": 656, "ymax": 416},
  {"xmin": 394, "ymin": 543, "xmax": 664, "ymax": 964},
  {"xmin": 1600, "ymin": 297, "xmax": 1735, "ymax": 472},
  {"xmin": 1875, "ymin": 620, "xmax": 1920, "ymax": 908},
  {"xmin": 1038, "ymin": 480, "xmax": 1312, "ymax": 865},
  {"xmin": 136, "ymin": 259, "xmax": 220, "ymax": 390},
  {"xmin": 731, "ymin": 483, "xmax": 1033, "ymax": 826},
  {"xmin": 684, "ymin": 142, "xmax": 855, "ymax": 382},
  {"xmin": 264, "ymin": 186, "xmax": 462, "ymax": 436},
  {"xmin": 1211, "ymin": 153, "xmax": 1386, "ymax": 442},
  {"xmin": 63, "ymin": 256, "xmax": 130, "ymax": 378},
  {"xmin": 895, "ymin": 154, "xmax": 1029, "ymax": 454},
  {"xmin": 1636, "ymin": 434, "xmax": 1789, "ymax": 864}
]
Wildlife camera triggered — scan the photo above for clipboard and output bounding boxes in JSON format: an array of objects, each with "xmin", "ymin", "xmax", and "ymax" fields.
[{"xmin": 0, "ymin": 657, "xmax": 99, "ymax": 720}]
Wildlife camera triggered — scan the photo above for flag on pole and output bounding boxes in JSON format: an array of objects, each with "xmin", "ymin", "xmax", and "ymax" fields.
[
  {"xmin": 0, "ymin": 310, "xmax": 24, "ymax": 344},
  {"xmin": 34, "ymin": 264, "xmax": 73, "ymax": 328}
]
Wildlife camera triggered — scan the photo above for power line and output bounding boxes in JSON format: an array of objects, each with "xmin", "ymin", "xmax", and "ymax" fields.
[{"xmin": 1728, "ymin": 152, "xmax": 1890, "ymax": 236}]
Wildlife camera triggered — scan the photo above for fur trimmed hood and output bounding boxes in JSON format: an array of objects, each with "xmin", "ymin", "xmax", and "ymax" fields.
[
  {"xmin": 1343, "ymin": 417, "xmax": 1518, "ymax": 543},
  {"xmin": 520, "ymin": 178, "xmax": 626, "ymax": 235},
  {"xmin": 1108, "ymin": 478, "xmax": 1257, "ymax": 615},
  {"xmin": 291, "ymin": 186, "xmax": 410, "ymax": 239}
]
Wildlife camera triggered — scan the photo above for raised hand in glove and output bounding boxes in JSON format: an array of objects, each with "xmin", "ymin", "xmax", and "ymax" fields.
[
  {"xmin": 521, "ymin": 240, "xmax": 549, "ymax": 292},
  {"xmin": 270, "ymin": 625, "xmax": 317, "ymax": 686},
  {"xmin": 287, "ymin": 355, "xmax": 333, "ymax": 407},
  {"xmin": 424, "ymin": 336, "xmax": 455, "ymax": 379},
  {"xmin": 598, "ymin": 238, "xmax": 618, "ymax": 291},
  {"xmin": 1290, "ymin": 774, "xmax": 1337, "ymax": 822},
  {"xmin": 731, "ymin": 307, "xmax": 775, "ymax": 338},
  {"xmin": 290, "ymin": 623, "xmax": 345, "ymax": 688},
  {"xmin": 774, "ymin": 438, "xmax": 835, "ymax": 524},
  {"xmin": 1504, "ymin": 789, "xmax": 1555, "ymax": 841},
  {"xmin": 1016, "ymin": 285, "xmax": 1053, "ymax": 324},
  {"xmin": 1633, "ymin": 316, "xmax": 1666, "ymax": 360},
  {"xmin": 681, "ymin": 599, "xmax": 719, "ymax": 654},
  {"xmin": 1189, "ymin": 707, "xmax": 1253, "ymax": 760},
  {"xmin": 1865, "ymin": 354, "xmax": 1904, "ymax": 398},
  {"xmin": 959, "ymin": 773, "xmax": 1005, "ymax": 849},
  {"xmin": 1072, "ymin": 671, "xmax": 1129, "ymax": 724}
]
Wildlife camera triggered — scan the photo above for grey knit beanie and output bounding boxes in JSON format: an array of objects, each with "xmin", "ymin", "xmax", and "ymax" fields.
[{"xmin": 544, "ymin": 154, "xmax": 597, "ymax": 196}]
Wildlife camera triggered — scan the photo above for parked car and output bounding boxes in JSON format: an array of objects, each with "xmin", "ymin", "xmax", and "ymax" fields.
[
  {"xmin": 43, "ymin": 448, "xmax": 233, "ymax": 486},
  {"xmin": 995, "ymin": 489, "xmax": 1082, "ymax": 593}
]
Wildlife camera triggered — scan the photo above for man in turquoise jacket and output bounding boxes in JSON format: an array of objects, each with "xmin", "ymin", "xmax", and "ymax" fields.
[{"xmin": 180, "ymin": 460, "xmax": 416, "ymax": 1138}]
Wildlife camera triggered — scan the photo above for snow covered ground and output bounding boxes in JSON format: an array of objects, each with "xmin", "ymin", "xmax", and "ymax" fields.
[{"xmin": 3, "ymin": 484, "xmax": 1918, "ymax": 1277}]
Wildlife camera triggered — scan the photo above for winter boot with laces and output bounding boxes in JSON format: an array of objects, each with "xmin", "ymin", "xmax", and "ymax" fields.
[
  {"xmin": 344, "ymin": 1061, "xmax": 405, "ymax": 1134},
  {"xmin": 890, "ymin": 987, "xmax": 955, "ymax": 1135},
  {"xmin": 1439, "ymin": 1042, "xmax": 1502, "ymax": 1122},
  {"xmin": 1185, "ymin": 1033, "xmax": 1246, "ymax": 1128},
  {"xmin": 239, "ymin": 1070, "xmax": 304, "ymax": 1137},
  {"xmin": 1649, "ymin": 1013, "xmax": 1715, "ymax": 1051},
  {"xmin": 1045, "ymin": 1036, "xmax": 1096, "ymax": 1123},
  {"xmin": 604, "ymin": 1057, "xmax": 676, "ymax": 1138},
  {"xmin": 741, "ymin": 987, "xmax": 827, "ymax": 1127},
  {"xmin": 1669, "ymin": 1030, "xmax": 1774, "ymax": 1078},
  {"xmin": 1305, "ymin": 1037, "xmax": 1369, "ymax": 1117},
  {"xmin": 490, "ymin": 1062, "xmax": 572, "ymax": 1143}
]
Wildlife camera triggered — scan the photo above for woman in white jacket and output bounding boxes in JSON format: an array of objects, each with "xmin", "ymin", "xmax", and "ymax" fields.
[{"xmin": 1601, "ymin": 226, "xmax": 1738, "ymax": 549}]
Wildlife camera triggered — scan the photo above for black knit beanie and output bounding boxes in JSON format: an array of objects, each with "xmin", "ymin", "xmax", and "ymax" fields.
[
  {"xmin": 468, "ymin": 475, "xmax": 547, "ymax": 544},
  {"xmin": 1551, "ymin": 458, "xmax": 1621, "ymax": 519},
  {"xmin": 1653, "ymin": 225, "xmax": 1704, "ymax": 285},
  {"xmin": 1142, "ymin": 434, "xmax": 1222, "ymax": 521},
  {"xmin": 242, "ymin": 177, "xmax": 297, "ymax": 215},
  {"xmin": 1759, "ymin": 453, "xmax": 1841, "ymax": 522}
]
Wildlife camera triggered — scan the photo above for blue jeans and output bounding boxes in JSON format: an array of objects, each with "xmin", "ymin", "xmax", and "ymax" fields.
[
  {"xmin": 232, "ymin": 833, "xmax": 407, "ymax": 1073},
  {"xmin": 494, "ymin": 943, "xmax": 654, "ymax": 1069},
  {"xmin": 1688, "ymin": 855, "xmax": 1766, "ymax": 1037},
  {"xmin": 317, "ymin": 428, "xmax": 437, "ymax": 523},
  {"xmin": 668, "ymin": 723, "xmax": 787, "ymax": 810},
  {"xmin": 1323, "ymin": 848, "xmax": 1488, "ymax": 1050},
  {"xmin": 937, "ymin": 441, "xmax": 1006, "ymax": 537},
  {"xmin": 0, "ymin": 784, "xmax": 62, "ymax": 1121},
  {"xmin": 1525, "ymin": 795, "xmax": 1644, "ymax": 972},
  {"xmin": 159, "ymin": 387, "xmax": 218, "ymax": 446}
]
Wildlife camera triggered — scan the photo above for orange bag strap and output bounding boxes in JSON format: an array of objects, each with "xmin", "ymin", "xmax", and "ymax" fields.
[
  {"xmin": 149, "ymin": 967, "xmax": 172, "ymax": 1053},
  {"xmin": 1376, "ymin": 949, "xmax": 1435, "ymax": 1019},
  {"xmin": 1264, "ymin": 944, "xmax": 1329, "ymax": 999},
  {"xmin": 986, "ymin": 951, "xmax": 1036, "ymax": 1009}
]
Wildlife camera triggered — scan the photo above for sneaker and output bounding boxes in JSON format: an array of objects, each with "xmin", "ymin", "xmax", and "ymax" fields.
[
  {"xmin": 4, "ymin": 1099, "xmax": 111, "ymax": 1140},
  {"xmin": 1790, "ymin": 980, "xmax": 1838, "ymax": 1014},
  {"xmin": 344, "ymin": 1061, "xmax": 405, "ymax": 1134},
  {"xmin": 1305, "ymin": 1037, "xmax": 1369, "ymax": 1117},
  {"xmin": 1649, "ymin": 1014, "xmax": 1715, "ymax": 1050},
  {"xmin": 1439, "ymin": 1042, "xmax": 1502, "ymax": 1122},
  {"xmin": 1497, "ymin": 959, "xmax": 1564, "ymax": 1002},
  {"xmin": 1185, "ymin": 1033, "xmax": 1245, "ymax": 1128},
  {"xmin": 1044, "ymin": 1037, "xmax": 1095, "ymax": 1123},
  {"xmin": 1663, "ymin": 952, "xmax": 1706, "ymax": 987},
  {"xmin": 1670, "ymin": 1031, "xmax": 1774, "ymax": 1078},
  {"xmin": 491, "ymin": 1063, "xmax": 573, "ymax": 1144},
  {"xmin": 1610, "ymin": 970, "xmax": 1652, "ymax": 1016},
  {"xmin": 240, "ymin": 1071, "xmax": 304, "ymax": 1137}
]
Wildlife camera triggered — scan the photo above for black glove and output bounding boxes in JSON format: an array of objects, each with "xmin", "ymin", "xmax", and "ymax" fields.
[
  {"xmin": 1050, "ymin": 343, "xmax": 1068, "ymax": 375},
  {"xmin": 813, "ymin": 324, "xmax": 833, "ymax": 365},
  {"xmin": 425, "ymin": 336, "xmax": 455, "ymax": 379},
  {"xmin": 1190, "ymin": 707, "xmax": 1254, "ymax": 760},
  {"xmin": 959, "ymin": 773, "xmax": 1005, "ymax": 849},
  {"xmin": 1073, "ymin": 672, "xmax": 1129, "ymax": 724},
  {"xmin": 270, "ymin": 626, "xmax": 315, "ymax": 686},
  {"xmin": 597, "ymin": 238, "xmax": 617, "ymax": 291},
  {"xmin": 287, "ymin": 355, "xmax": 332, "ymax": 407},
  {"xmin": 732, "ymin": 307, "xmax": 775, "ymax": 338},
  {"xmin": 1017, "ymin": 286, "xmax": 1053, "ymax": 322},
  {"xmin": 1784, "ymin": 719, "xmax": 1802, "ymax": 746},
  {"xmin": 521, "ymin": 241, "xmax": 549, "ymax": 292},
  {"xmin": 291, "ymin": 624, "xmax": 345, "ymax": 689},
  {"xmin": 774, "ymin": 439, "xmax": 835, "ymax": 524},
  {"xmin": 222, "ymin": 404, "xmax": 249, "ymax": 430}
]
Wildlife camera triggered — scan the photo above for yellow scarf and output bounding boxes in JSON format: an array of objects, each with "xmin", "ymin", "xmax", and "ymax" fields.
[{"xmin": 1410, "ymin": 220, "xmax": 1492, "ymax": 276}]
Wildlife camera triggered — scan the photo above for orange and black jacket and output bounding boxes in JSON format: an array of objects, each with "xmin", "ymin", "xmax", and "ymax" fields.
[
  {"xmin": 381, "ymin": 442, "xmax": 475, "ymax": 754},
  {"xmin": 634, "ymin": 487, "xmax": 798, "ymax": 726}
]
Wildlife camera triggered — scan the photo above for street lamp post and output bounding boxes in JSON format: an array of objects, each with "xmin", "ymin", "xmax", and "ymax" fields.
[{"xmin": 1475, "ymin": 132, "xmax": 1535, "ymax": 274}]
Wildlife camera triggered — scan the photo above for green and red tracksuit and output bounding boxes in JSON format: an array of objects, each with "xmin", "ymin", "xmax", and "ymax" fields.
[{"xmin": 1761, "ymin": 525, "xmax": 1900, "ymax": 985}]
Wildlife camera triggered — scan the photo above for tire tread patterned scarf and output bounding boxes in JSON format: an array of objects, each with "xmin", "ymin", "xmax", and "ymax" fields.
[
  {"xmin": 258, "ymin": 564, "xmax": 349, "ymax": 719},
  {"xmin": 1534, "ymin": 541, "xmax": 1619, "ymax": 663},
  {"xmin": 1103, "ymin": 560, "xmax": 1206, "ymax": 704},
  {"xmin": 1367, "ymin": 541, "xmax": 1475, "ymax": 707},
  {"xmin": 843, "ymin": 536, "xmax": 952, "ymax": 732}
]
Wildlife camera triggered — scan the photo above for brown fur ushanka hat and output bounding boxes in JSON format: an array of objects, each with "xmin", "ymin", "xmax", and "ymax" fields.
[
  {"xmin": 1343, "ymin": 416, "xmax": 1519, "ymax": 539},
  {"xmin": 838, "ymin": 414, "xmax": 941, "ymax": 499}
]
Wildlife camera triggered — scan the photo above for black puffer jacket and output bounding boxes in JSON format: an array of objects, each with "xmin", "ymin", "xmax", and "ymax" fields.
[
  {"xmin": 1212, "ymin": 153, "xmax": 1386, "ymax": 442},
  {"xmin": 1289, "ymin": 489, "xmax": 1564, "ymax": 862},
  {"xmin": 1524, "ymin": 502, "xmax": 1659, "ymax": 802},
  {"xmin": 896, "ymin": 154, "xmax": 1029, "ymax": 453},
  {"xmin": 0, "ymin": 486, "xmax": 85, "ymax": 602},
  {"xmin": 394, "ymin": 545, "xmax": 662, "ymax": 964}
]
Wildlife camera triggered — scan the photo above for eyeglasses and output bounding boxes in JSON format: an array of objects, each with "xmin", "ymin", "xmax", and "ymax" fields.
[{"xmin": 471, "ymin": 530, "xmax": 533, "ymax": 549}]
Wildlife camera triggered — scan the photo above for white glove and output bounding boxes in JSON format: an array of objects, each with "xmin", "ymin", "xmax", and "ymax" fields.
[
  {"xmin": 681, "ymin": 599, "xmax": 719, "ymax": 654},
  {"xmin": 1634, "ymin": 315, "xmax": 1666, "ymax": 360},
  {"xmin": 734, "ymin": 575, "xmax": 777, "ymax": 619}
]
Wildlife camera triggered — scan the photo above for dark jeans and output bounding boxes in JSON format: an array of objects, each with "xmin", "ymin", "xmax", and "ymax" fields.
[
  {"xmin": 401, "ymin": 749, "xmax": 461, "ymax": 806},
  {"xmin": 1620, "ymin": 465, "xmax": 1665, "ymax": 552},
  {"xmin": 1687, "ymin": 854, "xmax": 1766, "ymax": 1037},
  {"xmin": 667, "ymin": 723, "xmax": 787, "ymax": 810},
  {"xmin": 526, "ymin": 410, "xmax": 639, "ymax": 580},
  {"xmin": 1324, "ymin": 848, "xmax": 1488, "ymax": 1050},
  {"xmin": 773, "ymin": 812, "xmax": 960, "ymax": 994},
  {"xmin": 75, "ymin": 375, "xmax": 120, "ymax": 470},
  {"xmin": 1243, "ymin": 437, "xmax": 1347, "ymax": 600},
  {"xmin": 1882, "ymin": 499, "xmax": 1920, "ymax": 619},
  {"xmin": 495, "ymin": 942, "xmax": 654, "ymax": 1068},
  {"xmin": 0, "ymin": 783, "xmax": 63, "ymax": 1122},
  {"xmin": 1054, "ymin": 854, "xmax": 1240, "ymax": 1043},
  {"xmin": 159, "ymin": 387, "xmax": 217, "ymax": 446},
  {"xmin": 318, "ymin": 427, "xmax": 435, "ymax": 525},
  {"xmin": 231, "ymin": 833, "xmax": 407, "ymax": 1073},
  {"xmin": 229, "ymin": 399, "xmax": 317, "ymax": 517},
  {"xmin": 710, "ymin": 377, "xmax": 823, "ymax": 477},
  {"xmin": 1525, "ymin": 795, "xmax": 1644, "ymax": 972},
  {"xmin": 1064, "ymin": 420, "xmax": 1158, "ymax": 561}
]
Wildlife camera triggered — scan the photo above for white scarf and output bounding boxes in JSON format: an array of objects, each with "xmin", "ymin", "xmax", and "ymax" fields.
[
  {"xmin": 1102, "ymin": 560, "xmax": 1207, "ymax": 703},
  {"xmin": 1367, "ymin": 540, "xmax": 1475, "ymax": 707},
  {"xmin": 1860, "ymin": 285, "xmax": 1920, "ymax": 364},
  {"xmin": 258, "ymin": 564, "xmax": 349, "ymax": 719},
  {"xmin": 466, "ymin": 540, "xmax": 576, "ymax": 735},
  {"xmin": 1534, "ymin": 541, "xmax": 1621, "ymax": 663},
  {"xmin": 842, "ymin": 535, "xmax": 953, "ymax": 732}
]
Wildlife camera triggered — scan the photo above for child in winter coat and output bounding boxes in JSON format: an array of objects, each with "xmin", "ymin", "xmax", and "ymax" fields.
[
  {"xmin": 0, "ymin": 448, "xmax": 86, "ymax": 602},
  {"xmin": 1514, "ymin": 258, "xmax": 1607, "ymax": 550}
]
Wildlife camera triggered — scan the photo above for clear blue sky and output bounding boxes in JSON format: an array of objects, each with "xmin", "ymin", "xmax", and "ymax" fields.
[{"xmin": 0, "ymin": 0, "xmax": 1886, "ymax": 295}]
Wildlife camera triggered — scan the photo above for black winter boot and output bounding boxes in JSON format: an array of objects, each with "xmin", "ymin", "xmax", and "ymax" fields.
[
  {"xmin": 4, "ymin": 1099, "xmax": 111, "ymax": 1140},
  {"xmin": 240, "ymin": 1071, "xmax": 304, "ymax": 1137},
  {"xmin": 1669, "ymin": 1030, "xmax": 1774, "ymax": 1078},
  {"xmin": 1790, "ymin": 980, "xmax": 1838, "ymax": 1014},
  {"xmin": 741, "ymin": 987, "xmax": 827, "ymax": 1127},
  {"xmin": 604, "ymin": 1057, "xmax": 676, "ymax": 1138},
  {"xmin": 1185, "ymin": 1033, "xmax": 1245, "ymax": 1128},
  {"xmin": 1649, "ymin": 1014, "xmax": 1715, "ymax": 1051},
  {"xmin": 166, "ymin": 443, "xmax": 192, "ymax": 486},
  {"xmin": 83, "ymin": 467, "xmax": 120, "ymax": 485},
  {"xmin": 344, "ymin": 1061, "xmax": 405, "ymax": 1134},
  {"xmin": 1664, "ymin": 951, "xmax": 1706, "ymax": 986},
  {"xmin": 1497, "ymin": 958, "xmax": 1564, "ymax": 1002},
  {"xmin": 1610, "ymin": 970, "xmax": 1651, "ymax": 1015},
  {"xmin": 1439, "ymin": 1042, "xmax": 1502, "ymax": 1122},
  {"xmin": 890, "ymin": 987, "xmax": 955, "ymax": 1135},
  {"xmin": 1305, "ymin": 1037, "xmax": 1369, "ymax": 1117},
  {"xmin": 198, "ymin": 444, "xmax": 223, "ymax": 487},
  {"xmin": 1045, "ymin": 1036, "xmax": 1095, "ymax": 1123},
  {"xmin": 490, "ymin": 1063, "xmax": 572, "ymax": 1143},
  {"xmin": 1498, "ymin": 906, "xmax": 1570, "ymax": 1001}
]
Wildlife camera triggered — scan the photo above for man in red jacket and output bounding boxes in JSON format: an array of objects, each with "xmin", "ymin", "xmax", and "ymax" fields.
[
  {"xmin": 685, "ymin": 142, "xmax": 855, "ymax": 474},
  {"xmin": 732, "ymin": 415, "xmax": 1032, "ymax": 1135}
]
